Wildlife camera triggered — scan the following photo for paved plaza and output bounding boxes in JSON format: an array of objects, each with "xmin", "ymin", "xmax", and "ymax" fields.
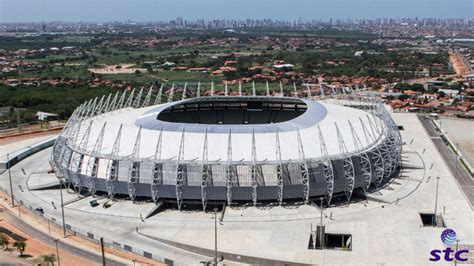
[{"xmin": 0, "ymin": 112, "xmax": 473, "ymax": 265}]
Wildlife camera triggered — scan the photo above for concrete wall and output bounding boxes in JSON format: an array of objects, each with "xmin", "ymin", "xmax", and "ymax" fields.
[{"xmin": 0, "ymin": 137, "xmax": 56, "ymax": 171}]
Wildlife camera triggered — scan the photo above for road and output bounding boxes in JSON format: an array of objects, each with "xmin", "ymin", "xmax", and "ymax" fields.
[
  {"xmin": 418, "ymin": 115, "xmax": 474, "ymax": 209},
  {"xmin": 1, "ymin": 203, "xmax": 126, "ymax": 266},
  {"xmin": 449, "ymin": 50, "xmax": 472, "ymax": 75}
]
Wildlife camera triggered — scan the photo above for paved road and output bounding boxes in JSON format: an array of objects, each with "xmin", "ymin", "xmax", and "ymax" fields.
[
  {"xmin": 418, "ymin": 115, "xmax": 474, "ymax": 209},
  {"xmin": 2, "ymin": 205, "xmax": 126, "ymax": 266}
]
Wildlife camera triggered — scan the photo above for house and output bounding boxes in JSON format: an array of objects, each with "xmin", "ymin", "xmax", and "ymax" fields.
[
  {"xmin": 273, "ymin": 64, "xmax": 294, "ymax": 70},
  {"xmin": 36, "ymin": 111, "xmax": 58, "ymax": 121}
]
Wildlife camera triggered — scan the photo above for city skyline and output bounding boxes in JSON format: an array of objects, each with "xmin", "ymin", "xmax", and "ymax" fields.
[{"xmin": 0, "ymin": 0, "xmax": 473, "ymax": 23}]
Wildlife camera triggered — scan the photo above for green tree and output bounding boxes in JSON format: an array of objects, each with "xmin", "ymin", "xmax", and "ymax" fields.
[
  {"xmin": 398, "ymin": 94, "xmax": 410, "ymax": 101},
  {"xmin": 41, "ymin": 254, "xmax": 56, "ymax": 266},
  {"xmin": 0, "ymin": 234, "xmax": 9, "ymax": 249},
  {"xmin": 146, "ymin": 65, "xmax": 153, "ymax": 73},
  {"xmin": 12, "ymin": 240, "xmax": 26, "ymax": 256}
]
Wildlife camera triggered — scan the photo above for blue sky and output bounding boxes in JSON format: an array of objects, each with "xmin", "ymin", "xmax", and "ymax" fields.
[{"xmin": 0, "ymin": 0, "xmax": 472, "ymax": 23}]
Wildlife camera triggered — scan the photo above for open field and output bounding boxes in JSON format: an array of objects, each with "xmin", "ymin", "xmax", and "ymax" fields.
[
  {"xmin": 438, "ymin": 117, "xmax": 474, "ymax": 170},
  {"xmin": 88, "ymin": 64, "xmax": 146, "ymax": 74}
]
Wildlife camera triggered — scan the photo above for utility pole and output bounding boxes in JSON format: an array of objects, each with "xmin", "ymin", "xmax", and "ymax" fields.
[
  {"xmin": 6, "ymin": 154, "xmax": 14, "ymax": 206},
  {"xmin": 319, "ymin": 196, "xmax": 324, "ymax": 250},
  {"xmin": 214, "ymin": 207, "xmax": 218, "ymax": 265},
  {"xmin": 433, "ymin": 176, "xmax": 440, "ymax": 226},
  {"xmin": 455, "ymin": 239, "xmax": 460, "ymax": 266},
  {"xmin": 100, "ymin": 237, "xmax": 106, "ymax": 266},
  {"xmin": 52, "ymin": 238, "xmax": 60, "ymax": 266},
  {"xmin": 59, "ymin": 179, "xmax": 66, "ymax": 236}
]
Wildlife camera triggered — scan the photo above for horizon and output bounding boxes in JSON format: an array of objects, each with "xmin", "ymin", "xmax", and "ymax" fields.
[
  {"xmin": 0, "ymin": 16, "xmax": 472, "ymax": 25},
  {"xmin": 0, "ymin": 0, "xmax": 473, "ymax": 23}
]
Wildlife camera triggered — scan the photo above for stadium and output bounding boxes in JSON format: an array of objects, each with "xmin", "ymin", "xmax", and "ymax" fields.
[{"xmin": 50, "ymin": 82, "xmax": 402, "ymax": 210}]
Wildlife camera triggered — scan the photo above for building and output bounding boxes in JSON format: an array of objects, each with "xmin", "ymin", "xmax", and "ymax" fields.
[
  {"xmin": 51, "ymin": 83, "xmax": 402, "ymax": 210},
  {"xmin": 36, "ymin": 111, "xmax": 58, "ymax": 121}
]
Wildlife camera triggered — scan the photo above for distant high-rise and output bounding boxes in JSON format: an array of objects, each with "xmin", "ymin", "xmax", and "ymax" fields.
[{"xmin": 176, "ymin": 17, "xmax": 184, "ymax": 26}]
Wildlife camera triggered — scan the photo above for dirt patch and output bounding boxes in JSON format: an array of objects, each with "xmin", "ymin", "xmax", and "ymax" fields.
[
  {"xmin": 0, "ymin": 129, "xmax": 60, "ymax": 145},
  {"xmin": 88, "ymin": 64, "xmax": 146, "ymax": 74},
  {"xmin": 449, "ymin": 52, "xmax": 471, "ymax": 76},
  {"xmin": 0, "ymin": 205, "xmax": 93, "ymax": 265}
]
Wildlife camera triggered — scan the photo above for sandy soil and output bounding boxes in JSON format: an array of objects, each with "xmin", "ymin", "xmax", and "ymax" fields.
[
  {"xmin": 0, "ymin": 122, "xmax": 64, "ymax": 138},
  {"xmin": 0, "ymin": 204, "xmax": 93, "ymax": 265},
  {"xmin": 0, "ymin": 129, "xmax": 61, "ymax": 146},
  {"xmin": 439, "ymin": 117, "xmax": 474, "ymax": 169},
  {"xmin": 88, "ymin": 64, "xmax": 147, "ymax": 74}
]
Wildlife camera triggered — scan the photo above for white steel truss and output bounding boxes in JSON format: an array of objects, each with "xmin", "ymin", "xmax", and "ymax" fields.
[
  {"xmin": 297, "ymin": 128, "xmax": 310, "ymax": 203},
  {"xmin": 127, "ymin": 127, "xmax": 142, "ymax": 201},
  {"xmin": 349, "ymin": 121, "xmax": 372, "ymax": 191},
  {"xmin": 70, "ymin": 120, "xmax": 93, "ymax": 192},
  {"xmin": 85, "ymin": 122, "xmax": 106, "ymax": 196},
  {"xmin": 317, "ymin": 125, "xmax": 334, "ymax": 205},
  {"xmin": 151, "ymin": 128, "xmax": 164, "ymax": 203},
  {"xmin": 106, "ymin": 124, "xmax": 122, "ymax": 199},
  {"xmin": 335, "ymin": 122, "xmax": 355, "ymax": 202},
  {"xmin": 142, "ymin": 85, "xmax": 153, "ymax": 107},
  {"xmin": 251, "ymin": 129, "xmax": 258, "ymax": 206},
  {"xmin": 197, "ymin": 82, "xmax": 201, "ymax": 98},
  {"xmin": 201, "ymin": 129, "xmax": 211, "ymax": 210},
  {"xmin": 276, "ymin": 129, "xmax": 284, "ymax": 205},
  {"xmin": 132, "ymin": 87, "xmax": 144, "ymax": 108},
  {"xmin": 116, "ymin": 90, "xmax": 127, "ymax": 110},
  {"xmin": 176, "ymin": 129, "xmax": 185, "ymax": 210},
  {"xmin": 153, "ymin": 84, "xmax": 164, "ymax": 105},
  {"xmin": 226, "ymin": 129, "xmax": 238, "ymax": 206},
  {"xmin": 125, "ymin": 88, "xmax": 135, "ymax": 107},
  {"xmin": 182, "ymin": 82, "xmax": 188, "ymax": 100},
  {"xmin": 167, "ymin": 83, "xmax": 175, "ymax": 103}
]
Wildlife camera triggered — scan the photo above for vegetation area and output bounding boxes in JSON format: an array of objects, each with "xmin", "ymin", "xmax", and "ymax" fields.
[
  {"xmin": 0, "ymin": 233, "xmax": 27, "ymax": 258},
  {"xmin": 0, "ymin": 28, "xmax": 454, "ymax": 123},
  {"xmin": 0, "ymin": 84, "xmax": 116, "ymax": 122}
]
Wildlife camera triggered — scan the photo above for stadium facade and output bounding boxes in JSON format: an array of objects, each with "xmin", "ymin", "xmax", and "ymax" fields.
[{"xmin": 51, "ymin": 83, "xmax": 402, "ymax": 210}]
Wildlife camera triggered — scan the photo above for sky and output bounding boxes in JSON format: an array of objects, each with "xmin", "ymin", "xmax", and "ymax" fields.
[{"xmin": 0, "ymin": 0, "xmax": 472, "ymax": 23}]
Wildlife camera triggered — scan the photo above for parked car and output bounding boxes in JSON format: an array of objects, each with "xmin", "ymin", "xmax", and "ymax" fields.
[{"xmin": 89, "ymin": 200, "xmax": 99, "ymax": 207}]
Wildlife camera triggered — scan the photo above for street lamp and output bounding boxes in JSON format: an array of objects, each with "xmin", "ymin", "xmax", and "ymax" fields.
[
  {"xmin": 52, "ymin": 238, "xmax": 60, "ymax": 266},
  {"xmin": 455, "ymin": 239, "xmax": 460, "ymax": 266},
  {"xmin": 213, "ymin": 207, "xmax": 218, "ymax": 266},
  {"xmin": 433, "ymin": 176, "xmax": 440, "ymax": 226},
  {"xmin": 6, "ymin": 153, "xmax": 14, "ymax": 206},
  {"xmin": 59, "ymin": 178, "xmax": 67, "ymax": 237},
  {"xmin": 319, "ymin": 197, "xmax": 324, "ymax": 250}
]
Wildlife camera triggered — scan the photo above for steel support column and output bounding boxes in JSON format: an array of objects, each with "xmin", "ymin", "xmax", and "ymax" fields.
[
  {"xmin": 106, "ymin": 124, "xmax": 122, "ymax": 199},
  {"xmin": 127, "ymin": 127, "xmax": 142, "ymax": 201},
  {"xmin": 151, "ymin": 128, "xmax": 163, "ymax": 202}
]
